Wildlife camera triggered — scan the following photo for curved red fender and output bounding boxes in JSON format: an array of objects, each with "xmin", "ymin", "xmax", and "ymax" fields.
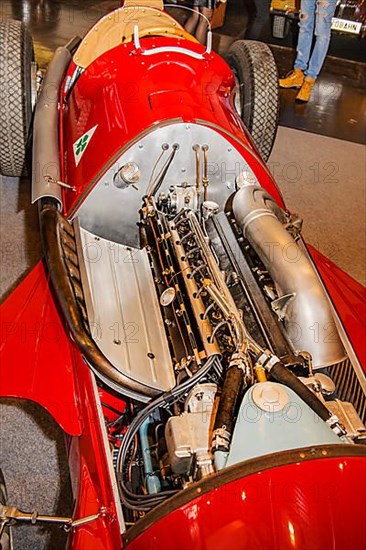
[
  {"xmin": 0, "ymin": 261, "xmax": 82, "ymax": 435},
  {"xmin": 0, "ymin": 262, "xmax": 124, "ymax": 548},
  {"xmin": 308, "ymin": 244, "xmax": 366, "ymax": 369}
]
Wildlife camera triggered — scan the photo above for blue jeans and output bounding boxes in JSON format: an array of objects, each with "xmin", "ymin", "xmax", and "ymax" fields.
[{"xmin": 294, "ymin": 0, "xmax": 337, "ymax": 79}]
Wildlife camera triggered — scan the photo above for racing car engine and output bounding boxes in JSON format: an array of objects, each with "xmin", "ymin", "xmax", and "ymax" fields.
[{"xmin": 59, "ymin": 128, "xmax": 366, "ymax": 518}]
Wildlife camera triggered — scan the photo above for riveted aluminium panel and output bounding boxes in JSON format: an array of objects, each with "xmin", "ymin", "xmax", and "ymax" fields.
[
  {"xmin": 74, "ymin": 122, "xmax": 259, "ymax": 247},
  {"xmin": 79, "ymin": 227, "xmax": 175, "ymax": 392}
]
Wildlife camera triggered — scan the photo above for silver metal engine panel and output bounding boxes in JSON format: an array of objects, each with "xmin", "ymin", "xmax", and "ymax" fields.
[
  {"xmin": 75, "ymin": 122, "xmax": 259, "ymax": 247},
  {"xmin": 78, "ymin": 227, "xmax": 175, "ymax": 393}
]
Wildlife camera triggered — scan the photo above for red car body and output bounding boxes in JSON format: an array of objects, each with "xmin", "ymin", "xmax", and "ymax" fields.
[{"xmin": 1, "ymin": 2, "xmax": 365, "ymax": 548}]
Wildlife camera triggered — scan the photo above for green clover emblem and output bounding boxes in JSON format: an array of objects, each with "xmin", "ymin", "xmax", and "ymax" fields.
[{"xmin": 76, "ymin": 135, "xmax": 89, "ymax": 156}]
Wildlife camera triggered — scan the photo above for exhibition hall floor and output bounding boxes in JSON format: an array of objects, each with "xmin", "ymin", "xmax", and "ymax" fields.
[{"xmin": 0, "ymin": 1, "xmax": 365, "ymax": 548}]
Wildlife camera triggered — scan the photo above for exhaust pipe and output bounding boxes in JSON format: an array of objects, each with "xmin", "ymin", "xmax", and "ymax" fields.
[{"xmin": 232, "ymin": 184, "xmax": 346, "ymax": 368}]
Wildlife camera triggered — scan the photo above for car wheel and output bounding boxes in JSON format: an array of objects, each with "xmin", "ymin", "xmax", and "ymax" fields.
[
  {"xmin": 272, "ymin": 15, "xmax": 290, "ymax": 39},
  {"xmin": 226, "ymin": 40, "xmax": 279, "ymax": 162},
  {"xmin": 0, "ymin": 470, "xmax": 13, "ymax": 550},
  {"xmin": 0, "ymin": 19, "xmax": 35, "ymax": 177}
]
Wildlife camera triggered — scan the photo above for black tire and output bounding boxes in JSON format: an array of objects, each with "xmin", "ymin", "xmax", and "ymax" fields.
[
  {"xmin": 0, "ymin": 19, "xmax": 34, "ymax": 177},
  {"xmin": 226, "ymin": 40, "xmax": 279, "ymax": 162},
  {"xmin": 272, "ymin": 15, "xmax": 290, "ymax": 39},
  {"xmin": 0, "ymin": 470, "xmax": 13, "ymax": 550}
]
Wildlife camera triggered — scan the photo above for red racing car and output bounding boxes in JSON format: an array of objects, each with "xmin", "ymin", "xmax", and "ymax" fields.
[{"xmin": 0, "ymin": 1, "xmax": 365, "ymax": 548}]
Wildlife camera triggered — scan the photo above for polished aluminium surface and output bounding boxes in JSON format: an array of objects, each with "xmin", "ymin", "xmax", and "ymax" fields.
[
  {"xmin": 78, "ymin": 227, "xmax": 175, "ymax": 392},
  {"xmin": 233, "ymin": 184, "xmax": 346, "ymax": 368},
  {"xmin": 75, "ymin": 122, "xmax": 259, "ymax": 247},
  {"xmin": 31, "ymin": 46, "xmax": 71, "ymax": 207}
]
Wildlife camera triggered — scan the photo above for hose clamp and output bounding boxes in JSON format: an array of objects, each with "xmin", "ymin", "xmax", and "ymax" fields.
[
  {"xmin": 212, "ymin": 427, "xmax": 231, "ymax": 451},
  {"xmin": 256, "ymin": 351, "xmax": 280, "ymax": 372},
  {"xmin": 326, "ymin": 414, "xmax": 347, "ymax": 437}
]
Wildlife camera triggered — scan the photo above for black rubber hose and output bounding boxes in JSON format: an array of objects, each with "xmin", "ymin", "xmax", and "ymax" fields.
[
  {"xmin": 270, "ymin": 362, "xmax": 332, "ymax": 422},
  {"xmin": 212, "ymin": 366, "xmax": 245, "ymax": 452}
]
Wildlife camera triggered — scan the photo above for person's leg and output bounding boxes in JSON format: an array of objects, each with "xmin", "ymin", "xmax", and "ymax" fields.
[
  {"xmin": 184, "ymin": 6, "xmax": 200, "ymax": 36},
  {"xmin": 195, "ymin": 6, "xmax": 213, "ymax": 44},
  {"xmin": 294, "ymin": 0, "xmax": 317, "ymax": 72},
  {"xmin": 305, "ymin": 0, "xmax": 337, "ymax": 78},
  {"xmin": 245, "ymin": 0, "xmax": 271, "ymax": 40},
  {"xmin": 296, "ymin": 0, "xmax": 337, "ymax": 101}
]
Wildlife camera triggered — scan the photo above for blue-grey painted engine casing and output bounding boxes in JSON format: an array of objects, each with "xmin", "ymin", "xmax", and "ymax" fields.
[{"xmin": 226, "ymin": 382, "xmax": 341, "ymax": 468}]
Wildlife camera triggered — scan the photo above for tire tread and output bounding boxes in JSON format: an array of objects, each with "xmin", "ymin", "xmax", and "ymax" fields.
[
  {"xmin": 227, "ymin": 40, "xmax": 279, "ymax": 162},
  {"xmin": 0, "ymin": 19, "xmax": 33, "ymax": 177}
]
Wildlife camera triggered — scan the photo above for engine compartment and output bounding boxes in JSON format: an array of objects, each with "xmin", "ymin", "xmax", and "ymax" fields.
[{"xmin": 45, "ymin": 123, "xmax": 366, "ymax": 525}]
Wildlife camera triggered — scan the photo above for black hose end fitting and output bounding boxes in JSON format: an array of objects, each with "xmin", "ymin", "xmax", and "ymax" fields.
[{"xmin": 270, "ymin": 361, "xmax": 332, "ymax": 423}]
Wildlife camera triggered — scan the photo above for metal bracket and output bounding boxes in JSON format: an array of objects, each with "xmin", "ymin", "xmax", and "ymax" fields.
[
  {"xmin": 0, "ymin": 504, "xmax": 101, "ymax": 532},
  {"xmin": 271, "ymin": 292, "xmax": 296, "ymax": 321}
]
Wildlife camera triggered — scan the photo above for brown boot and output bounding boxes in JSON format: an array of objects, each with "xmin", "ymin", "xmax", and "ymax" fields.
[
  {"xmin": 279, "ymin": 69, "xmax": 304, "ymax": 89},
  {"xmin": 296, "ymin": 77, "xmax": 316, "ymax": 102}
]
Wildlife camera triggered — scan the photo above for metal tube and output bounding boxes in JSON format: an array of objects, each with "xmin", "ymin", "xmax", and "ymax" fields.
[
  {"xmin": 32, "ymin": 46, "xmax": 72, "ymax": 207},
  {"xmin": 233, "ymin": 185, "xmax": 346, "ymax": 368},
  {"xmin": 139, "ymin": 417, "xmax": 161, "ymax": 495}
]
